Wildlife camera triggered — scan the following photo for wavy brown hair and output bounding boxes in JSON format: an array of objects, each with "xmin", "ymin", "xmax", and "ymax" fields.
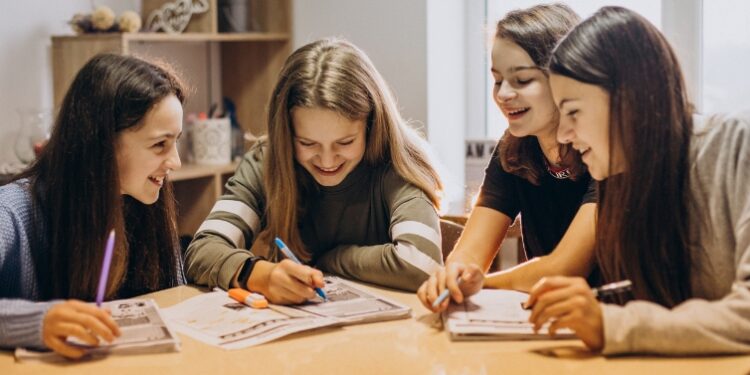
[
  {"xmin": 258, "ymin": 38, "xmax": 443, "ymax": 260},
  {"xmin": 549, "ymin": 7, "xmax": 693, "ymax": 307},
  {"xmin": 495, "ymin": 3, "xmax": 584, "ymax": 184},
  {"xmin": 15, "ymin": 54, "xmax": 186, "ymax": 300}
]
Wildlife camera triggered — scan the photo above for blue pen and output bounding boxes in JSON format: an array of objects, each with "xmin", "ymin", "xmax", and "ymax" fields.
[{"xmin": 273, "ymin": 237, "xmax": 328, "ymax": 301}]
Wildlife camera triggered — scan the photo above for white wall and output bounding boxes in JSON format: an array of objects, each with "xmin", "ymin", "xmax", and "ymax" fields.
[
  {"xmin": 0, "ymin": 0, "xmax": 141, "ymax": 166},
  {"xmin": 293, "ymin": 0, "xmax": 428, "ymax": 129},
  {"xmin": 293, "ymin": 0, "xmax": 467, "ymax": 213}
]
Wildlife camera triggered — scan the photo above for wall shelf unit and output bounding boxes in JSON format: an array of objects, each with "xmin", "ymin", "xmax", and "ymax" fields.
[{"xmin": 50, "ymin": 0, "xmax": 291, "ymax": 236}]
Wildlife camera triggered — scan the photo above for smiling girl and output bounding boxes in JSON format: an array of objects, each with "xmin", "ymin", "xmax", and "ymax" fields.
[
  {"xmin": 526, "ymin": 6, "xmax": 750, "ymax": 355},
  {"xmin": 0, "ymin": 54, "xmax": 186, "ymax": 358},
  {"xmin": 186, "ymin": 38, "xmax": 444, "ymax": 303},
  {"xmin": 418, "ymin": 4, "xmax": 598, "ymax": 312}
]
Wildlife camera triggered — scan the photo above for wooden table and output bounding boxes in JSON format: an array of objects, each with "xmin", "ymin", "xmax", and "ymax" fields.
[{"xmin": 3, "ymin": 284, "xmax": 750, "ymax": 374}]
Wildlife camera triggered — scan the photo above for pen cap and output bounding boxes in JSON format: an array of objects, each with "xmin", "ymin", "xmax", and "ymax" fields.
[
  {"xmin": 228, "ymin": 288, "xmax": 268, "ymax": 308},
  {"xmin": 228, "ymin": 288, "xmax": 250, "ymax": 302}
]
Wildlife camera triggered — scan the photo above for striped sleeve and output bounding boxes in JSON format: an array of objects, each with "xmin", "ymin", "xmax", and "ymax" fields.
[
  {"xmin": 316, "ymin": 170, "xmax": 443, "ymax": 292},
  {"xmin": 184, "ymin": 150, "xmax": 267, "ymax": 290}
]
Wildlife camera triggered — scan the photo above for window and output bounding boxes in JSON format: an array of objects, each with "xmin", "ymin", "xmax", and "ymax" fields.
[{"xmin": 702, "ymin": 1, "xmax": 750, "ymax": 114}]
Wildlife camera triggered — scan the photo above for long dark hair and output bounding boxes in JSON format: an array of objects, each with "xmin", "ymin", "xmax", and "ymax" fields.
[
  {"xmin": 15, "ymin": 54, "xmax": 186, "ymax": 300},
  {"xmin": 496, "ymin": 3, "xmax": 584, "ymax": 184},
  {"xmin": 549, "ymin": 7, "xmax": 693, "ymax": 307}
]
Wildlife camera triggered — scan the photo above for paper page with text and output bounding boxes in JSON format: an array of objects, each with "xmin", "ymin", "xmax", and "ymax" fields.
[
  {"xmin": 292, "ymin": 276, "xmax": 411, "ymax": 323},
  {"xmin": 162, "ymin": 276, "xmax": 410, "ymax": 349},
  {"xmin": 445, "ymin": 289, "xmax": 574, "ymax": 340},
  {"xmin": 15, "ymin": 299, "xmax": 180, "ymax": 362}
]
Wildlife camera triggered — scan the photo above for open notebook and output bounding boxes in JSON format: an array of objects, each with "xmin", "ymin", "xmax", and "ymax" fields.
[
  {"xmin": 161, "ymin": 276, "xmax": 410, "ymax": 349},
  {"xmin": 444, "ymin": 289, "xmax": 574, "ymax": 340},
  {"xmin": 15, "ymin": 299, "xmax": 180, "ymax": 362}
]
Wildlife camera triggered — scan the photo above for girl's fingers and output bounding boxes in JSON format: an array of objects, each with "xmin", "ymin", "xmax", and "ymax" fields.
[
  {"xmin": 532, "ymin": 294, "xmax": 586, "ymax": 331},
  {"xmin": 61, "ymin": 308, "xmax": 118, "ymax": 342},
  {"xmin": 55, "ymin": 322, "xmax": 100, "ymax": 346},
  {"xmin": 547, "ymin": 312, "xmax": 577, "ymax": 337},
  {"xmin": 425, "ymin": 274, "xmax": 440, "ymax": 307},
  {"xmin": 69, "ymin": 300, "xmax": 121, "ymax": 336},
  {"xmin": 46, "ymin": 336, "xmax": 86, "ymax": 360},
  {"xmin": 528, "ymin": 284, "xmax": 578, "ymax": 323}
]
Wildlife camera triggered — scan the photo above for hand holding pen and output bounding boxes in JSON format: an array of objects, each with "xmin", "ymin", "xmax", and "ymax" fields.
[
  {"xmin": 272, "ymin": 237, "xmax": 328, "ymax": 302},
  {"xmin": 417, "ymin": 262, "xmax": 484, "ymax": 313},
  {"xmin": 40, "ymin": 229, "xmax": 121, "ymax": 359},
  {"xmin": 524, "ymin": 276, "xmax": 629, "ymax": 352}
]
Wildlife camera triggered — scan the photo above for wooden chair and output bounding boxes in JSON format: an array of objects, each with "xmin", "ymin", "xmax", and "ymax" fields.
[
  {"xmin": 440, "ymin": 215, "xmax": 525, "ymax": 272},
  {"xmin": 439, "ymin": 219, "xmax": 465, "ymax": 262}
]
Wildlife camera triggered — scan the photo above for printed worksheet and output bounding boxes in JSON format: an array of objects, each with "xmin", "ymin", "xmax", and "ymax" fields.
[
  {"xmin": 445, "ymin": 289, "xmax": 574, "ymax": 340},
  {"xmin": 15, "ymin": 299, "xmax": 180, "ymax": 362},
  {"xmin": 292, "ymin": 277, "xmax": 411, "ymax": 323},
  {"xmin": 162, "ymin": 276, "xmax": 410, "ymax": 349}
]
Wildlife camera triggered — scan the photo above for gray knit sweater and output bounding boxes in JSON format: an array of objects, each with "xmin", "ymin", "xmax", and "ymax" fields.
[
  {"xmin": 0, "ymin": 179, "xmax": 186, "ymax": 350},
  {"xmin": 602, "ymin": 112, "xmax": 750, "ymax": 355},
  {"xmin": 0, "ymin": 180, "xmax": 54, "ymax": 350}
]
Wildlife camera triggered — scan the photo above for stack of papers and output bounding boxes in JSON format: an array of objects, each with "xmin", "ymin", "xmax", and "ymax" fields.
[
  {"xmin": 15, "ymin": 299, "xmax": 180, "ymax": 362},
  {"xmin": 162, "ymin": 276, "xmax": 410, "ymax": 349},
  {"xmin": 444, "ymin": 289, "xmax": 574, "ymax": 340}
]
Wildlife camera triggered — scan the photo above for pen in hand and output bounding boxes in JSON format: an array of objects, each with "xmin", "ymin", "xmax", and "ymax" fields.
[
  {"xmin": 273, "ymin": 237, "xmax": 328, "ymax": 301},
  {"xmin": 522, "ymin": 279, "xmax": 633, "ymax": 310},
  {"xmin": 432, "ymin": 277, "xmax": 463, "ymax": 308}
]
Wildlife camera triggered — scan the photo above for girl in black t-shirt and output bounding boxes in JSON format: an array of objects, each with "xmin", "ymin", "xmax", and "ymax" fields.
[{"xmin": 418, "ymin": 4, "xmax": 598, "ymax": 312}]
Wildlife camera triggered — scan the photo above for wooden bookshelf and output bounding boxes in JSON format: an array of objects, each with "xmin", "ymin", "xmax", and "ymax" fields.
[{"xmin": 51, "ymin": 0, "xmax": 290, "ymax": 236}]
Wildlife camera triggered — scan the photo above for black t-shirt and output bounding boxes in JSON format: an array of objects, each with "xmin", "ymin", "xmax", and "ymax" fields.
[{"xmin": 476, "ymin": 140, "xmax": 596, "ymax": 259}]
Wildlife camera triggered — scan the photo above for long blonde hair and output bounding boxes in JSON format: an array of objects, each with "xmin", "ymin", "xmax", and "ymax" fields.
[{"xmin": 260, "ymin": 38, "xmax": 443, "ymax": 259}]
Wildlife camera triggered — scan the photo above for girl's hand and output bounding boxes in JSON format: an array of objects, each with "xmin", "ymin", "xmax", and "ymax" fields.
[
  {"xmin": 417, "ymin": 262, "xmax": 484, "ymax": 313},
  {"xmin": 42, "ymin": 300, "xmax": 121, "ymax": 359},
  {"xmin": 525, "ymin": 276, "xmax": 604, "ymax": 351},
  {"xmin": 254, "ymin": 259, "xmax": 325, "ymax": 304}
]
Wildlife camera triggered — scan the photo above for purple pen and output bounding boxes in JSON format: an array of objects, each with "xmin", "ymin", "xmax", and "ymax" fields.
[{"xmin": 96, "ymin": 229, "xmax": 116, "ymax": 307}]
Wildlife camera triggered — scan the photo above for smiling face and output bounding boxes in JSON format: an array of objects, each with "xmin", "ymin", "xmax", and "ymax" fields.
[
  {"xmin": 291, "ymin": 106, "xmax": 367, "ymax": 186},
  {"xmin": 549, "ymin": 74, "xmax": 618, "ymax": 180},
  {"xmin": 490, "ymin": 37, "xmax": 559, "ymax": 138},
  {"xmin": 115, "ymin": 94, "xmax": 183, "ymax": 204}
]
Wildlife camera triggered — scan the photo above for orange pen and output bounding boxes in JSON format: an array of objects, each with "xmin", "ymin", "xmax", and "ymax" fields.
[{"xmin": 228, "ymin": 288, "xmax": 269, "ymax": 309}]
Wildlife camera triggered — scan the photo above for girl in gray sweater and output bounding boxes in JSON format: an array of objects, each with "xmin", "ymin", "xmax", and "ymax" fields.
[
  {"xmin": 525, "ymin": 6, "xmax": 750, "ymax": 355},
  {"xmin": 0, "ymin": 54, "xmax": 186, "ymax": 359}
]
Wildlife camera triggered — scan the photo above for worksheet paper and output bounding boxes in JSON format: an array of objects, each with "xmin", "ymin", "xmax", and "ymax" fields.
[
  {"xmin": 15, "ymin": 299, "xmax": 180, "ymax": 362},
  {"xmin": 162, "ymin": 276, "xmax": 411, "ymax": 349},
  {"xmin": 444, "ymin": 289, "xmax": 574, "ymax": 340}
]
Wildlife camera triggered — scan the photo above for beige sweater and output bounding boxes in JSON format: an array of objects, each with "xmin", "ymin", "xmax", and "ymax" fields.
[{"xmin": 602, "ymin": 112, "xmax": 750, "ymax": 355}]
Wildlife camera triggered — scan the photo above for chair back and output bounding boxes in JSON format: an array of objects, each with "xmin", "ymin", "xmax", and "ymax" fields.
[{"xmin": 439, "ymin": 219, "xmax": 464, "ymax": 262}]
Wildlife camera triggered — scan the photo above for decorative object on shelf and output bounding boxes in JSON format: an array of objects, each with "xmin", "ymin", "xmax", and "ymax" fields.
[
  {"xmin": 14, "ymin": 109, "xmax": 53, "ymax": 165},
  {"xmin": 118, "ymin": 11, "xmax": 143, "ymax": 33},
  {"xmin": 218, "ymin": 0, "xmax": 253, "ymax": 33},
  {"xmin": 91, "ymin": 5, "xmax": 116, "ymax": 30},
  {"xmin": 190, "ymin": 114, "xmax": 232, "ymax": 165},
  {"xmin": 68, "ymin": 6, "xmax": 143, "ymax": 34},
  {"xmin": 146, "ymin": 0, "xmax": 210, "ymax": 34}
]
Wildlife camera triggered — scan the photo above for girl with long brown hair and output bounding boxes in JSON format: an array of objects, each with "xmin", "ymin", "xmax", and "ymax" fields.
[
  {"xmin": 528, "ymin": 6, "xmax": 750, "ymax": 355},
  {"xmin": 419, "ymin": 3, "xmax": 598, "ymax": 312},
  {"xmin": 0, "ymin": 54, "xmax": 186, "ymax": 358},
  {"xmin": 186, "ymin": 38, "xmax": 444, "ymax": 303}
]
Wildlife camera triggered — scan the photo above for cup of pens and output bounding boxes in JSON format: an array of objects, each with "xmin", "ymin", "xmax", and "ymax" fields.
[{"xmin": 191, "ymin": 116, "xmax": 232, "ymax": 165}]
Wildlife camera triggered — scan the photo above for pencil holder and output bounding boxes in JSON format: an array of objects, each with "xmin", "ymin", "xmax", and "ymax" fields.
[{"xmin": 191, "ymin": 117, "xmax": 231, "ymax": 165}]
